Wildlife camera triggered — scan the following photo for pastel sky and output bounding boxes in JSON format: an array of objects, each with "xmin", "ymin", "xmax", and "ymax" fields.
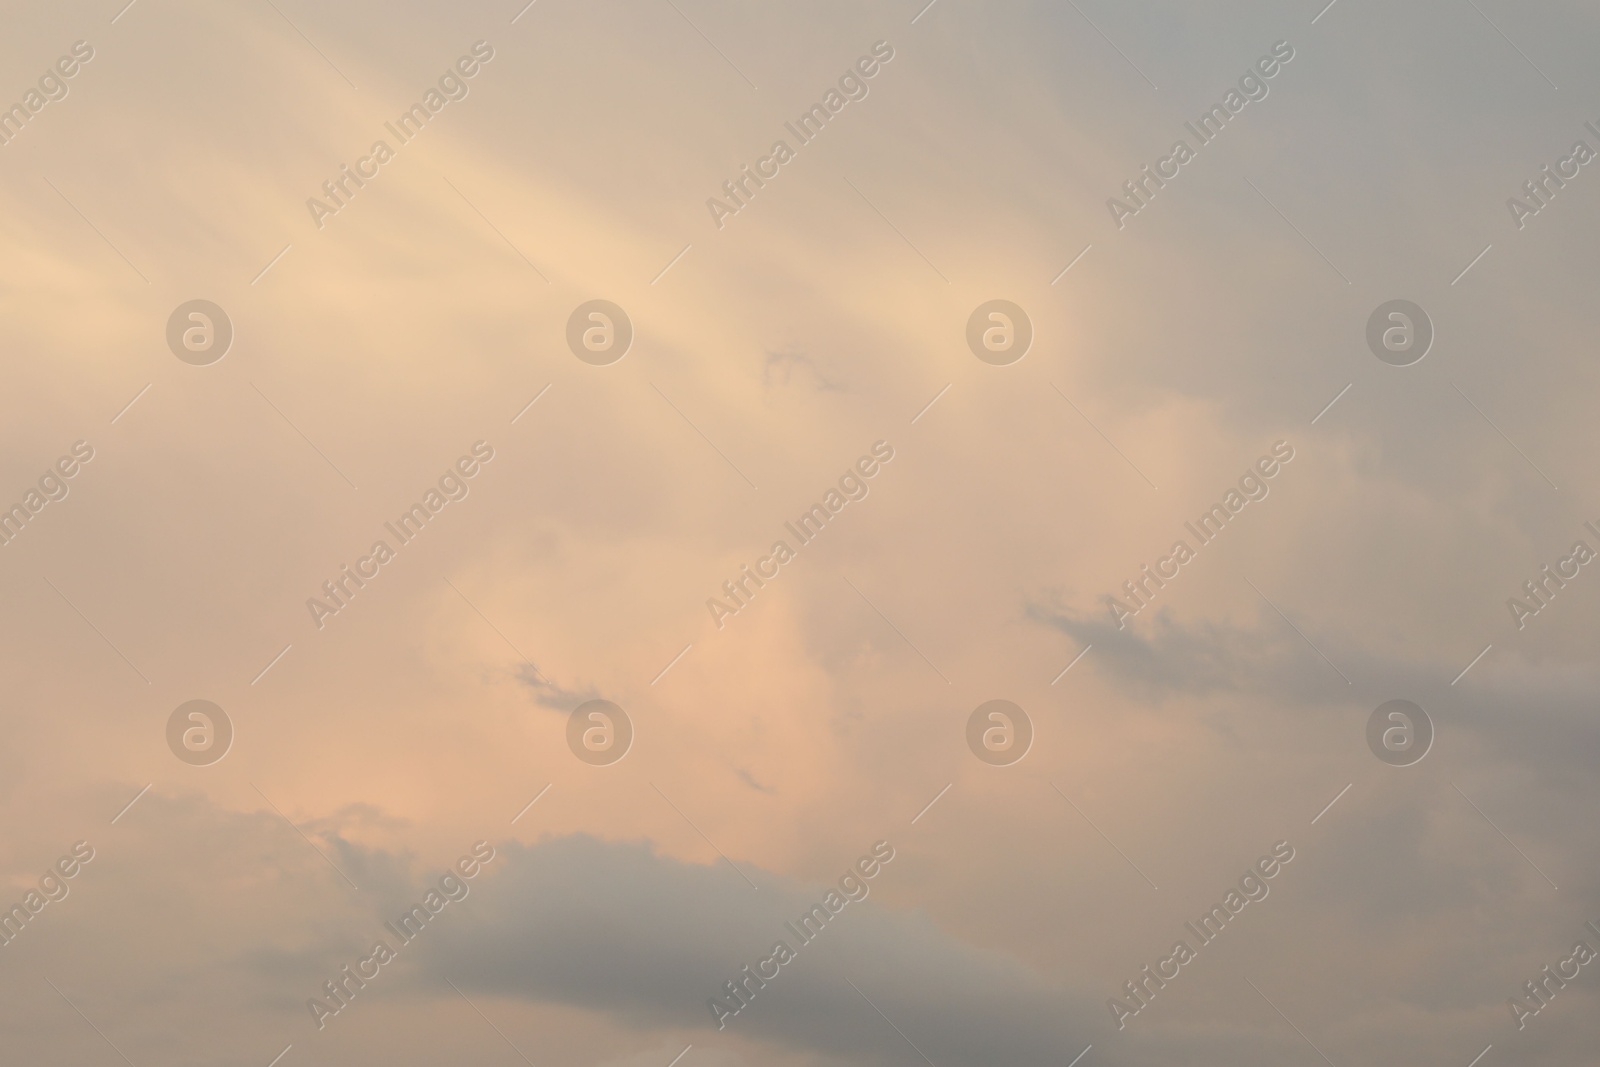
[{"xmin": 2, "ymin": 1, "xmax": 1599, "ymax": 1065}]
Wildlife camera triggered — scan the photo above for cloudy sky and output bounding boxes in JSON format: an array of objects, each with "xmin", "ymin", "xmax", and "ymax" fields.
[{"xmin": 2, "ymin": 0, "xmax": 1599, "ymax": 1064}]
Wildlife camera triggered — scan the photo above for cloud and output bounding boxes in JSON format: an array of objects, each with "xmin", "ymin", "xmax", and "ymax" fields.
[
  {"xmin": 763, "ymin": 348, "xmax": 845, "ymax": 394},
  {"xmin": 1030, "ymin": 601, "xmax": 1338, "ymax": 705},
  {"xmin": 425, "ymin": 834, "xmax": 1099, "ymax": 1065},
  {"xmin": 4, "ymin": 1, "xmax": 1600, "ymax": 1065},
  {"xmin": 517, "ymin": 662, "xmax": 601, "ymax": 711},
  {"xmin": 1030, "ymin": 599, "xmax": 1600, "ymax": 772}
]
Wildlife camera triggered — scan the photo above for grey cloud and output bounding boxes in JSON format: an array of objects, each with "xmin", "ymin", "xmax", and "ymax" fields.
[
  {"xmin": 1030, "ymin": 600, "xmax": 1600, "ymax": 782},
  {"xmin": 763, "ymin": 348, "xmax": 845, "ymax": 394},
  {"xmin": 424, "ymin": 834, "xmax": 1099, "ymax": 1065},
  {"xmin": 1029, "ymin": 601, "xmax": 1343, "ymax": 706},
  {"xmin": 517, "ymin": 662, "xmax": 601, "ymax": 711}
]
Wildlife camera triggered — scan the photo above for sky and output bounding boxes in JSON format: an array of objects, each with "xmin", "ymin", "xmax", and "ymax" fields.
[{"xmin": 1, "ymin": 0, "xmax": 1599, "ymax": 1065}]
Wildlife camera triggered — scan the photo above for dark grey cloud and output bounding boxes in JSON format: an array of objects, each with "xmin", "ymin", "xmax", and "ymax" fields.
[
  {"xmin": 424, "ymin": 834, "xmax": 1098, "ymax": 1066},
  {"xmin": 7, "ymin": 785, "xmax": 1598, "ymax": 1067},
  {"xmin": 517, "ymin": 662, "xmax": 601, "ymax": 711},
  {"xmin": 1029, "ymin": 598, "xmax": 1600, "ymax": 789}
]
